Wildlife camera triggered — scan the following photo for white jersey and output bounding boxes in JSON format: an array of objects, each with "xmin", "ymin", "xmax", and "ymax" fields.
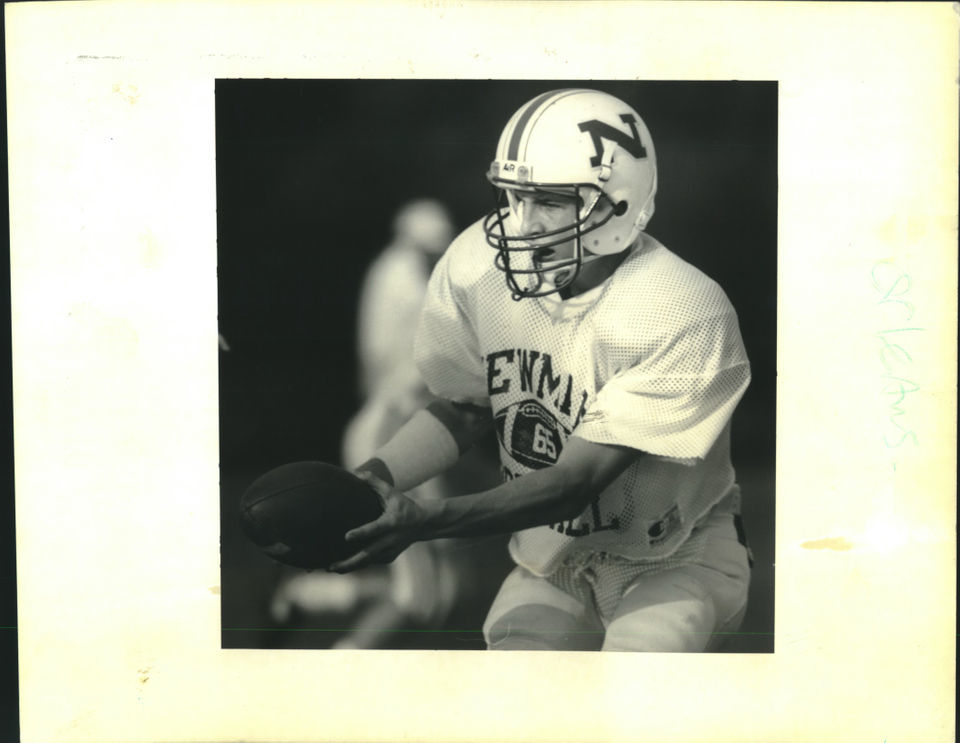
[
  {"xmin": 414, "ymin": 219, "xmax": 751, "ymax": 576},
  {"xmin": 355, "ymin": 242, "xmax": 433, "ymax": 401}
]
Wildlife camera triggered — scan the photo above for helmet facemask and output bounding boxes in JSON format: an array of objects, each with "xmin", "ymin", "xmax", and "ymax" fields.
[{"xmin": 482, "ymin": 182, "xmax": 623, "ymax": 300}]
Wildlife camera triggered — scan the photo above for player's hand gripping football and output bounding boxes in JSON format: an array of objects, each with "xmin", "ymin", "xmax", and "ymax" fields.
[{"xmin": 327, "ymin": 472, "xmax": 430, "ymax": 573}]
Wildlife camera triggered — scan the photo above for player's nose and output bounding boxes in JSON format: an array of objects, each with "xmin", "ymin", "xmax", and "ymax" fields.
[{"xmin": 517, "ymin": 204, "xmax": 544, "ymax": 236}]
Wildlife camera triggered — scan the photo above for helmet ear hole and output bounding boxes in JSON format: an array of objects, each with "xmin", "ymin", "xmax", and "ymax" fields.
[{"xmin": 613, "ymin": 200, "xmax": 628, "ymax": 216}]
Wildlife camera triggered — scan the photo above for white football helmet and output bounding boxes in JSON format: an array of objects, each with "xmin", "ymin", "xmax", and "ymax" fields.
[{"xmin": 482, "ymin": 89, "xmax": 657, "ymax": 299}]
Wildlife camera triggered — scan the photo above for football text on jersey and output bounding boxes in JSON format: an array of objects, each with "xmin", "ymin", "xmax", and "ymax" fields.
[
  {"xmin": 485, "ymin": 349, "xmax": 590, "ymax": 425},
  {"xmin": 485, "ymin": 348, "xmax": 621, "ymax": 538}
]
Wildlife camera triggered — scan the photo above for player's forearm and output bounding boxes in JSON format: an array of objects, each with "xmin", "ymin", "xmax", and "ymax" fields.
[
  {"xmin": 417, "ymin": 436, "xmax": 639, "ymax": 540},
  {"xmin": 355, "ymin": 399, "xmax": 493, "ymax": 491},
  {"xmin": 336, "ymin": 436, "xmax": 639, "ymax": 575},
  {"xmin": 419, "ymin": 463, "xmax": 593, "ymax": 539}
]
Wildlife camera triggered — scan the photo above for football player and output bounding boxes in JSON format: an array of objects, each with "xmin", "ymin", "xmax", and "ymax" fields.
[{"xmin": 330, "ymin": 89, "xmax": 753, "ymax": 652}]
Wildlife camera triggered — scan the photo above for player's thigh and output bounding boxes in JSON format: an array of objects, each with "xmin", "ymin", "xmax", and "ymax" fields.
[
  {"xmin": 483, "ymin": 566, "xmax": 603, "ymax": 651},
  {"xmin": 600, "ymin": 566, "xmax": 718, "ymax": 652},
  {"xmin": 603, "ymin": 518, "xmax": 750, "ymax": 652}
]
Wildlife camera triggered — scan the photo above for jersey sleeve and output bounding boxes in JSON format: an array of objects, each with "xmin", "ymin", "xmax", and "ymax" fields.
[
  {"xmin": 575, "ymin": 307, "xmax": 751, "ymax": 461},
  {"xmin": 413, "ymin": 243, "xmax": 488, "ymax": 407}
]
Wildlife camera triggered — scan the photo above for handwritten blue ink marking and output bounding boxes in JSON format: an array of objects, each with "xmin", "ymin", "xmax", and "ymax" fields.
[{"xmin": 872, "ymin": 261, "xmax": 923, "ymax": 450}]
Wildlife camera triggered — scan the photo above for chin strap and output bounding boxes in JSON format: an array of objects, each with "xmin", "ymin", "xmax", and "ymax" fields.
[
  {"xmin": 633, "ymin": 170, "xmax": 658, "ymax": 234},
  {"xmin": 597, "ymin": 141, "xmax": 617, "ymax": 183}
]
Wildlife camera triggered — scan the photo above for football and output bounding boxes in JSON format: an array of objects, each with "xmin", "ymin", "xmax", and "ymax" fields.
[
  {"xmin": 493, "ymin": 399, "xmax": 568, "ymax": 469},
  {"xmin": 239, "ymin": 461, "xmax": 384, "ymax": 570}
]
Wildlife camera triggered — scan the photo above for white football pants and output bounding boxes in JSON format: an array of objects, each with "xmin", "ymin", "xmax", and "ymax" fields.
[{"xmin": 482, "ymin": 509, "xmax": 751, "ymax": 652}]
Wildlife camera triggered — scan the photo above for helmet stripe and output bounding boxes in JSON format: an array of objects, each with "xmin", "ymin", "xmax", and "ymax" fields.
[
  {"xmin": 506, "ymin": 90, "xmax": 564, "ymax": 161},
  {"xmin": 507, "ymin": 89, "xmax": 586, "ymax": 163}
]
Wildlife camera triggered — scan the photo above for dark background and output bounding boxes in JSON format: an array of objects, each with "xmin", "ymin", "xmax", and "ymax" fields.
[
  {"xmin": 2, "ymin": 7, "xmax": 19, "ymax": 736},
  {"xmin": 217, "ymin": 79, "xmax": 776, "ymax": 652}
]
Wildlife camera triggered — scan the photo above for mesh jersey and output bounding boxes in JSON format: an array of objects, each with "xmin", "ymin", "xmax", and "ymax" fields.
[{"xmin": 414, "ymin": 219, "xmax": 751, "ymax": 576}]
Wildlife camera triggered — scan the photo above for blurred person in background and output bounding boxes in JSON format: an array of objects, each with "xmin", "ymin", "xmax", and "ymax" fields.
[{"xmin": 271, "ymin": 199, "xmax": 502, "ymax": 649}]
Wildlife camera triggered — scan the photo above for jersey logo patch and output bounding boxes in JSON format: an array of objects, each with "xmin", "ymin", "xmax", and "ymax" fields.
[
  {"xmin": 646, "ymin": 504, "xmax": 681, "ymax": 547},
  {"xmin": 494, "ymin": 398, "xmax": 570, "ymax": 470}
]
